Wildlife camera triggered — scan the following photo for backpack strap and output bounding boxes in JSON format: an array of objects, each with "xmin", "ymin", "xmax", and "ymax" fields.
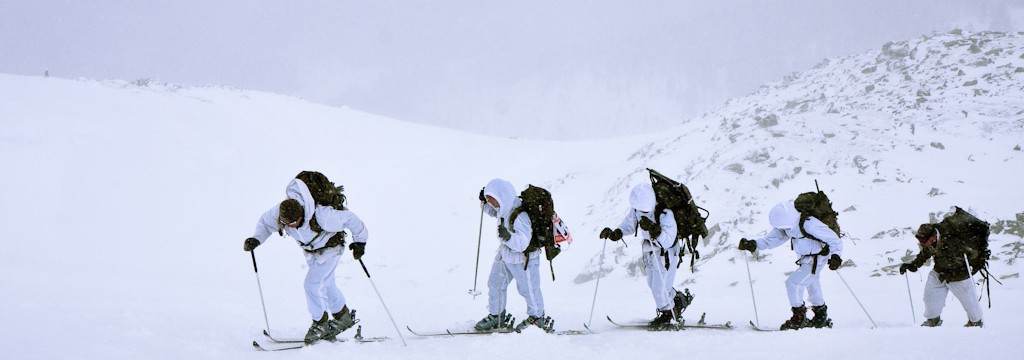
[
  {"xmin": 652, "ymin": 204, "xmax": 701, "ymax": 271},
  {"xmin": 796, "ymin": 214, "xmax": 832, "ymax": 274}
]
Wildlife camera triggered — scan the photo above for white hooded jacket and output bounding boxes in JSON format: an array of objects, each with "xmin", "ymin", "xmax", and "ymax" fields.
[
  {"xmin": 754, "ymin": 201, "xmax": 842, "ymax": 263},
  {"xmin": 617, "ymin": 183, "xmax": 678, "ymax": 252},
  {"xmin": 482, "ymin": 178, "xmax": 539, "ymax": 264},
  {"xmin": 252, "ymin": 178, "xmax": 368, "ymax": 251}
]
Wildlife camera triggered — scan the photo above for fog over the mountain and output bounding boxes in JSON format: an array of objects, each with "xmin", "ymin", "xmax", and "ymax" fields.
[{"xmin": 2, "ymin": 0, "xmax": 1021, "ymax": 139}]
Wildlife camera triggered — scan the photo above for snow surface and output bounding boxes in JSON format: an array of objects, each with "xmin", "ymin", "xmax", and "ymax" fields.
[{"xmin": 1, "ymin": 31, "xmax": 1022, "ymax": 360}]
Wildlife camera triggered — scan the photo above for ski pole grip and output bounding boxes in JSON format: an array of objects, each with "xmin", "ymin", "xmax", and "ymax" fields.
[
  {"xmin": 358, "ymin": 258, "xmax": 371, "ymax": 278},
  {"xmin": 251, "ymin": 250, "xmax": 259, "ymax": 273}
]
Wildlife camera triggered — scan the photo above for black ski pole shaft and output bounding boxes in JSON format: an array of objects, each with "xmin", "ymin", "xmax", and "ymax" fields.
[
  {"xmin": 550, "ymin": 261, "xmax": 555, "ymax": 281},
  {"xmin": 357, "ymin": 259, "xmax": 407, "ymax": 346}
]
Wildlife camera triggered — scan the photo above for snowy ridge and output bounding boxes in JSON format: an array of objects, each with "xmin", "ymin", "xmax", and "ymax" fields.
[{"xmin": 573, "ymin": 30, "xmax": 1023, "ymax": 286}]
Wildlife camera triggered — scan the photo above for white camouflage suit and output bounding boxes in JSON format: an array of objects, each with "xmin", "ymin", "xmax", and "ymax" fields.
[
  {"xmin": 751, "ymin": 201, "xmax": 843, "ymax": 308},
  {"xmin": 482, "ymin": 178, "xmax": 545, "ymax": 318},
  {"xmin": 251, "ymin": 179, "xmax": 369, "ymax": 321},
  {"xmin": 616, "ymin": 184, "xmax": 680, "ymax": 312}
]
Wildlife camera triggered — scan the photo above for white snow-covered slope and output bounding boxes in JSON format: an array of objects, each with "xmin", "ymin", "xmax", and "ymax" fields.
[{"xmin": 0, "ymin": 30, "xmax": 1021, "ymax": 360}]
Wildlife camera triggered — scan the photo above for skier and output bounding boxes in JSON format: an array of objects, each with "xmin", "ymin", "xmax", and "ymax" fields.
[
  {"xmin": 473, "ymin": 178, "xmax": 553, "ymax": 332},
  {"xmin": 899, "ymin": 223, "xmax": 984, "ymax": 327},
  {"xmin": 243, "ymin": 177, "xmax": 369, "ymax": 344},
  {"xmin": 599, "ymin": 183, "xmax": 692, "ymax": 329},
  {"xmin": 738, "ymin": 200, "xmax": 843, "ymax": 330}
]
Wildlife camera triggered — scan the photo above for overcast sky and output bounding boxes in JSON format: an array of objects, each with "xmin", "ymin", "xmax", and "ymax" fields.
[{"xmin": 3, "ymin": 0, "xmax": 1022, "ymax": 139}]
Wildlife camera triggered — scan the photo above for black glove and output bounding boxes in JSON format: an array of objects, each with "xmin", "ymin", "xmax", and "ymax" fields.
[
  {"xmin": 243, "ymin": 237, "xmax": 260, "ymax": 252},
  {"xmin": 638, "ymin": 216, "xmax": 655, "ymax": 231},
  {"xmin": 639, "ymin": 217, "xmax": 662, "ymax": 238},
  {"xmin": 498, "ymin": 223, "xmax": 511, "ymax": 241},
  {"xmin": 828, "ymin": 254, "xmax": 842, "ymax": 270},
  {"xmin": 600, "ymin": 227, "xmax": 624, "ymax": 241},
  {"xmin": 648, "ymin": 223, "xmax": 662, "ymax": 239},
  {"xmin": 609, "ymin": 228, "xmax": 623, "ymax": 241},
  {"xmin": 478, "ymin": 188, "xmax": 486, "ymax": 203},
  {"xmin": 899, "ymin": 263, "xmax": 918, "ymax": 274},
  {"xmin": 349, "ymin": 242, "xmax": 365, "ymax": 260},
  {"xmin": 737, "ymin": 238, "xmax": 757, "ymax": 254}
]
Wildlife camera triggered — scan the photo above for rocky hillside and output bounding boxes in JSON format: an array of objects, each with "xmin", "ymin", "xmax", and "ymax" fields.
[{"xmin": 576, "ymin": 30, "xmax": 1024, "ymax": 284}]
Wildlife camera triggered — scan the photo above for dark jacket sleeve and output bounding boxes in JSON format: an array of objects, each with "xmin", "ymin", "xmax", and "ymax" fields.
[{"xmin": 909, "ymin": 247, "xmax": 934, "ymax": 269}]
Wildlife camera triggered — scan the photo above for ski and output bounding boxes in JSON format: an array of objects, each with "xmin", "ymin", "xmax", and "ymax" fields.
[
  {"xmin": 253, "ymin": 326, "xmax": 388, "ymax": 351},
  {"xmin": 607, "ymin": 313, "xmax": 734, "ymax": 331},
  {"xmin": 606, "ymin": 315, "xmax": 681, "ymax": 331},
  {"xmin": 555, "ymin": 328, "xmax": 592, "ymax": 336},
  {"xmin": 262, "ymin": 329, "xmax": 303, "ymax": 343},
  {"xmin": 748, "ymin": 321, "xmax": 779, "ymax": 332},
  {"xmin": 406, "ymin": 325, "xmax": 590, "ymax": 337},
  {"xmin": 406, "ymin": 326, "xmax": 515, "ymax": 337},
  {"xmin": 253, "ymin": 340, "xmax": 305, "ymax": 351}
]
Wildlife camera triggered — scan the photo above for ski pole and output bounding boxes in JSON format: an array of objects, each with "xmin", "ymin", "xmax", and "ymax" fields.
[
  {"xmin": 743, "ymin": 251, "xmax": 760, "ymax": 328},
  {"xmin": 904, "ymin": 273, "xmax": 916, "ymax": 324},
  {"xmin": 357, "ymin": 259, "xmax": 407, "ymax": 346},
  {"xmin": 250, "ymin": 250, "xmax": 273, "ymax": 337},
  {"xmin": 963, "ymin": 254, "xmax": 981, "ymax": 304},
  {"xmin": 587, "ymin": 237, "xmax": 609, "ymax": 328},
  {"xmin": 835, "ymin": 270, "xmax": 877, "ymax": 328},
  {"xmin": 469, "ymin": 205, "xmax": 484, "ymax": 298}
]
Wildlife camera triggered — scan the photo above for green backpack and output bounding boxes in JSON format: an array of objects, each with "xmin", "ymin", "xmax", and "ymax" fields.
[
  {"xmin": 939, "ymin": 206, "xmax": 991, "ymax": 269},
  {"xmin": 295, "ymin": 171, "xmax": 347, "ymax": 211},
  {"xmin": 647, "ymin": 168, "xmax": 709, "ymax": 271},
  {"xmin": 292, "ymin": 171, "xmax": 347, "ymax": 246},
  {"xmin": 938, "ymin": 206, "xmax": 995, "ymax": 306},
  {"xmin": 508, "ymin": 185, "xmax": 561, "ymax": 280},
  {"xmin": 792, "ymin": 181, "xmax": 841, "ymax": 274},
  {"xmin": 793, "ymin": 187, "xmax": 841, "ymax": 241}
]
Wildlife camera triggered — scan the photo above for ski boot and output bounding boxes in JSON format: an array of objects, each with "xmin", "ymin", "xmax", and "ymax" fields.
[
  {"xmin": 474, "ymin": 311, "xmax": 511, "ymax": 331},
  {"xmin": 964, "ymin": 320, "xmax": 983, "ymax": 328},
  {"xmin": 304, "ymin": 312, "xmax": 333, "ymax": 345},
  {"xmin": 648, "ymin": 310, "xmax": 675, "ymax": 331},
  {"xmin": 516, "ymin": 315, "xmax": 554, "ymax": 333},
  {"xmin": 808, "ymin": 304, "xmax": 833, "ymax": 328},
  {"xmin": 673, "ymin": 288, "xmax": 694, "ymax": 320},
  {"xmin": 921, "ymin": 317, "xmax": 942, "ymax": 327},
  {"xmin": 780, "ymin": 305, "xmax": 809, "ymax": 330},
  {"xmin": 324, "ymin": 306, "xmax": 358, "ymax": 340}
]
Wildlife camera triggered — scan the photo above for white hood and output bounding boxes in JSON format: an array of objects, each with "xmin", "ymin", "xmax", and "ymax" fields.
[
  {"xmin": 483, "ymin": 178, "xmax": 518, "ymax": 219},
  {"xmin": 629, "ymin": 183, "xmax": 657, "ymax": 213},
  {"xmin": 285, "ymin": 178, "xmax": 317, "ymax": 224},
  {"xmin": 768, "ymin": 200, "xmax": 800, "ymax": 230}
]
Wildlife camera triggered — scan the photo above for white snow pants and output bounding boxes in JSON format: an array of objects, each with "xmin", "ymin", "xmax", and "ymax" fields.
[
  {"xmin": 785, "ymin": 260, "xmax": 827, "ymax": 308},
  {"xmin": 644, "ymin": 248, "xmax": 680, "ymax": 311},
  {"xmin": 923, "ymin": 270, "xmax": 983, "ymax": 322},
  {"xmin": 303, "ymin": 246, "xmax": 346, "ymax": 321},
  {"xmin": 487, "ymin": 253, "xmax": 544, "ymax": 318}
]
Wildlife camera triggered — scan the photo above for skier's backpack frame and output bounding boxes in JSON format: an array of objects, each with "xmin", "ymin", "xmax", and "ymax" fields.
[
  {"xmin": 647, "ymin": 168, "xmax": 710, "ymax": 272},
  {"xmin": 508, "ymin": 185, "xmax": 562, "ymax": 281}
]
